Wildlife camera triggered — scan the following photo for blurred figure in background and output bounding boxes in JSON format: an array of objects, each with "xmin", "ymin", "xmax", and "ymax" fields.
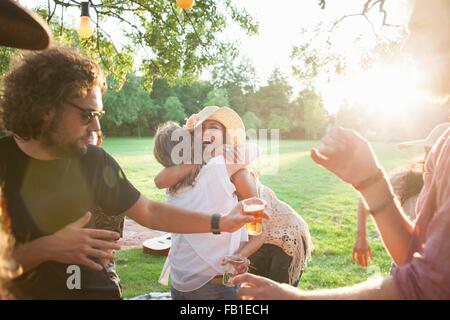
[{"xmin": 353, "ymin": 122, "xmax": 450, "ymax": 268}]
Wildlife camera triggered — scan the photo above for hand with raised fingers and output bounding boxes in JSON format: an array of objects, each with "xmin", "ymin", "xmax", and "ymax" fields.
[
  {"xmin": 311, "ymin": 127, "xmax": 382, "ymax": 187},
  {"xmin": 184, "ymin": 114, "xmax": 198, "ymax": 131}
]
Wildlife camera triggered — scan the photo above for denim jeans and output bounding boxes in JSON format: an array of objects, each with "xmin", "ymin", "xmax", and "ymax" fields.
[{"xmin": 171, "ymin": 282, "xmax": 238, "ymax": 300}]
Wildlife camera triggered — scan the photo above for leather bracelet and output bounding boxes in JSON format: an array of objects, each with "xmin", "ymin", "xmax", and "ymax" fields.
[
  {"xmin": 353, "ymin": 169, "xmax": 385, "ymax": 191},
  {"xmin": 211, "ymin": 213, "xmax": 221, "ymax": 235},
  {"xmin": 369, "ymin": 195, "xmax": 397, "ymax": 216}
]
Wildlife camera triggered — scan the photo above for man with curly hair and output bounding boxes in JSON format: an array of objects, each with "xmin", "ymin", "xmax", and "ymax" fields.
[{"xmin": 0, "ymin": 47, "xmax": 257, "ymax": 299}]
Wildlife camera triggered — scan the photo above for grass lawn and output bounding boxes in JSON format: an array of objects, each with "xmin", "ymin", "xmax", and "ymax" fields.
[{"xmin": 102, "ymin": 137, "xmax": 422, "ymax": 298}]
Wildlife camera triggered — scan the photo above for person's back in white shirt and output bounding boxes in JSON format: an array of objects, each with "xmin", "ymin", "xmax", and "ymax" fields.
[{"xmin": 162, "ymin": 156, "xmax": 248, "ymax": 292}]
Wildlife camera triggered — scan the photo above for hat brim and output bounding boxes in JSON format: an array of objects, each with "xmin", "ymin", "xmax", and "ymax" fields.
[
  {"xmin": 194, "ymin": 107, "xmax": 246, "ymax": 145},
  {"xmin": 0, "ymin": 0, "xmax": 52, "ymax": 50}
]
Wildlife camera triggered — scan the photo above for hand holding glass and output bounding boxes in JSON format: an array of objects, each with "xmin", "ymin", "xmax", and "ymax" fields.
[
  {"xmin": 241, "ymin": 198, "xmax": 267, "ymax": 235},
  {"xmin": 222, "ymin": 255, "xmax": 250, "ymax": 287}
]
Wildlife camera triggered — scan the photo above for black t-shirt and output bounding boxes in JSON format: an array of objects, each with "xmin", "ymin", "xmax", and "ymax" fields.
[{"xmin": 0, "ymin": 136, "xmax": 140, "ymax": 299}]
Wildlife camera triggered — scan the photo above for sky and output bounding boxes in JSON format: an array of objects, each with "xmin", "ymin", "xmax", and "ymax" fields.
[
  {"xmin": 20, "ymin": 0, "xmax": 414, "ymax": 113},
  {"xmin": 227, "ymin": 0, "xmax": 413, "ymax": 112}
]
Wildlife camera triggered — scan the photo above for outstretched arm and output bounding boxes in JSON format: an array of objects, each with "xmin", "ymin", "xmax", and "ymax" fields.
[
  {"xmin": 124, "ymin": 195, "xmax": 270, "ymax": 234},
  {"xmin": 352, "ymin": 199, "xmax": 372, "ymax": 268},
  {"xmin": 310, "ymin": 127, "xmax": 413, "ymax": 265},
  {"xmin": 154, "ymin": 164, "xmax": 196, "ymax": 189},
  {"xmin": 233, "ymin": 273, "xmax": 403, "ymax": 300}
]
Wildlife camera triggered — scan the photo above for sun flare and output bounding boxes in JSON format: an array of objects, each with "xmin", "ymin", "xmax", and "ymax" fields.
[{"xmin": 322, "ymin": 61, "xmax": 419, "ymax": 117}]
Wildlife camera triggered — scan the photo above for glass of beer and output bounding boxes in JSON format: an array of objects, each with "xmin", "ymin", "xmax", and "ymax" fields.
[
  {"xmin": 241, "ymin": 198, "xmax": 267, "ymax": 236},
  {"xmin": 222, "ymin": 255, "xmax": 250, "ymax": 287}
]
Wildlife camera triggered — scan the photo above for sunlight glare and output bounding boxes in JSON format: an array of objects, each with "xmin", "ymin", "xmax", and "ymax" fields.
[{"xmin": 322, "ymin": 61, "xmax": 419, "ymax": 117}]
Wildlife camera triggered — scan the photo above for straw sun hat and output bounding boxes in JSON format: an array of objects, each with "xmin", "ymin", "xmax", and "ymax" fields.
[
  {"xmin": 185, "ymin": 106, "xmax": 246, "ymax": 145},
  {"xmin": 397, "ymin": 122, "xmax": 450, "ymax": 150},
  {"xmin": 0, "ymin": 0, "xmax": 52, "ymax": 50}
]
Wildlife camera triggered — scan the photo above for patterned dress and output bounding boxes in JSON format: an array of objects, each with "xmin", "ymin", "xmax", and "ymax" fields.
[{"xmin": 256, "ymin": 182, "xmax": 313, "ymax": 285}]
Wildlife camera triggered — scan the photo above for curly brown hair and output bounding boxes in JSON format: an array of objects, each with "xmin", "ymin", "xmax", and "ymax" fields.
[{"xmin": 0, "ymin": 47, "xmax": 106, "ymax": 140}]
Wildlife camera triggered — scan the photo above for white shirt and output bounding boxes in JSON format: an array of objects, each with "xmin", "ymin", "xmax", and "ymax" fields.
[{"xmin": 160, "ymin": 156, "xmax": 248, "ymax": 292}]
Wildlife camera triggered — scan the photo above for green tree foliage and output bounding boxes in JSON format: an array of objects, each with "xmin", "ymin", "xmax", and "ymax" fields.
[
  {"xmin": 39, "ymin": 0, "xmax": 258, "ymax": 88},
  {"xmin": 102, "ymin": 74, "xmax": 157, "ymax": 135},
  {"xmin": 173, "ymin": 80, "xmax": 212, "ymax": 115},
  {"xmin": 11, "ymin": 7, "xmax": 135, "ymax": 91},
  {"xmin": 246, "ymin": 68, "xmax": 292, "ymax": 124},
  {"xmin": 204, "ymin": 88, "xmax": 229, "ymax": 106},
  {"xmin": 163, "ymin": 96, "xmax": 186, "ymax": 123},
  {"xmin": 242, "ymin": 111, "xmax": 261, "ymax": 130},
  {"xmin": 0, "ymin": 48, "xmax": 18, "ymax": 78},
  {"xmin": 291, "ymin": 24, "xmax": 342, "ymax": 90},
  {"xmin": 298, "ymin": 89, "xmax": 328, "ymax": 139},
  {"xmin": 150, "ymin": 78, "xmax": 174, "ymax": 106},
  {"xmin": 267, "ymin": 111, "xmax": 292, "ymax": 134},
  {"xmin": 211, "ymin": 55, "xmax": 257, "ymax": 114}
]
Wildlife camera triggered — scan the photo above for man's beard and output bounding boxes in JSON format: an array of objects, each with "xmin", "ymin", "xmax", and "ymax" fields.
[{"xmin": 40, "ymin": 115, "xmax": 88, "ymax": 158}]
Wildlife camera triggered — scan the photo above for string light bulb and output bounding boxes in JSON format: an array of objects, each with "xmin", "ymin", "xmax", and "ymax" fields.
[
  {"xmin": 176, "ymin": 0, "xmax": 194, "ymax": 9},
  {"xmin": 77, "ymin": 1, "xmax": 94, "ymax": 38}
]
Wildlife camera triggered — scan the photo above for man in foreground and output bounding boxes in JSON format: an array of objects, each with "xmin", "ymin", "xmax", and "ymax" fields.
[{"xmin": 233, "ymin": 0, "xmax": 450, "ymax": 299}]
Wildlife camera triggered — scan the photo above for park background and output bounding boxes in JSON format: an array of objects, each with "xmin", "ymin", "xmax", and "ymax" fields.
[{"xmin": 1, "ymin": 0, "xmax": 449, "ymax": 298}]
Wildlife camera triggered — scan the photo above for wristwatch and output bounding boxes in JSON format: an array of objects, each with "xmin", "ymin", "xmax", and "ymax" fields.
[{"xmin": 211, "ymin": 213, "xmax": 221, "ymax": 235}]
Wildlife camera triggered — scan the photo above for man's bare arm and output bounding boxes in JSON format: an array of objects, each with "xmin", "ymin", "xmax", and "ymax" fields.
[
  {"xmin": 311, "ymin": 128, "xmax": 413, "ymax": 265},
  {"xmin": 359, "ymin": 177, "xmax": 414, "ymax": 266},
  {"xmin": 233, "ymin": 273, "xmax": 403, "ymax": 300},
  {"xmin": 124, "ymin": 195, "xmax": 264, "ymax": 234}
]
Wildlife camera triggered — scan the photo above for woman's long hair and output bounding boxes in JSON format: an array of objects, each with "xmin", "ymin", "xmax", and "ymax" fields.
[
  {"xmin": 390, "ymin": 158, "xmax": 425, "ymax": 205},
  {"xmin": 153, "ymin": 122, "xmax": 202, "ymax": 194}
]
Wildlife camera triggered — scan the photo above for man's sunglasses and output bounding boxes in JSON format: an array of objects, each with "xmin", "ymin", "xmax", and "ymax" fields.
[{"xmin": 66, "ymin": 101, "xmax": 106, "ymax": 125}]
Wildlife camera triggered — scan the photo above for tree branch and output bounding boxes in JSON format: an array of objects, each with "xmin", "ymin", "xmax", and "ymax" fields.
[
  {"xmin": 47, "ymin": 0, "xmax": 58, "ymax": 23},
  {"xmin": 95, "ymin": 9, "xmax": 144, "ymax": 42},
  {"xmin": 329, "ymin": 0, "xmax": 400, "ymax": 34},
  {"xmin": 52, "ymin": 0, "xmax": 79, "ymax": 8},
  {"xmin": 59, "ymin": 1, "xmax": 64, "ymax": 36},
  {"xmin": 183, "ymin": 10, "xmax": 214, "ymax": 61},
  {"xmin": 91, "ymin": 4, "xmax": 112, "ymax": 72}
]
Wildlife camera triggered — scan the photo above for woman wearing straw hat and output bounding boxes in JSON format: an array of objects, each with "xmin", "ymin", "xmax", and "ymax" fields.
[
  {"xmin": 152, "ymin": 114, "xmax": 252, "ymax": 300},
  {"xmin": 154, "ymin": 106, "xmax": 313, "ymax": 292}
]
